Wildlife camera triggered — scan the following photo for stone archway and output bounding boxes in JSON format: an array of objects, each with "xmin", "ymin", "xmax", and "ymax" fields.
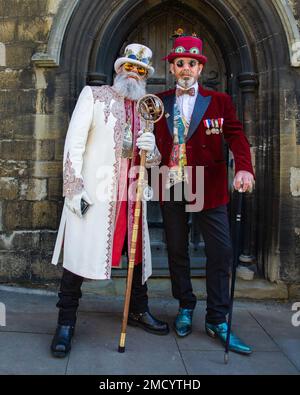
[
  {"xmin": 33, "ymin": 0, "xmax": 300, "ymax": 282},
  {"xmin": 32, "ymin": 0, "xmax": 300, "ymax": 69}
]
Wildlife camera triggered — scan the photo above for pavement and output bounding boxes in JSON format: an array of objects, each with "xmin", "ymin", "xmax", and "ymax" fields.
[{"xmin": 0, "ymin": 285, "xmax": 299, "ymax": 375}]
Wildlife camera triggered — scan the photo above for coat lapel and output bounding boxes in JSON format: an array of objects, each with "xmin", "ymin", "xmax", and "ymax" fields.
[
  {"xmin": 161, "ymin": 93, "xmax": 175, "ymax": 137},
  {"xmin": 186, "ymin": 90, "xmax": 212, "ymax": 141}
]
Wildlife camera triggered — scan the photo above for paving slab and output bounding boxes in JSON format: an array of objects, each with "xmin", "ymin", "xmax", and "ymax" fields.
[
  {"xmin": 181, "ymin": 350, "xmax": 300, "ymax": 375},
  {"xmin": 249, "ymin": 306, "xmax": 300, "ymax": 371},
  {"xmin": 68, "ymin": 313, "xmax": 186, "ymax": 375},
  {"xmin": 0, "ymin": 289, "xmax": 299, "ymax": 375},
  {"xmin": 0, "ymin": 332, "xmax": 67, "ymax": 375}
]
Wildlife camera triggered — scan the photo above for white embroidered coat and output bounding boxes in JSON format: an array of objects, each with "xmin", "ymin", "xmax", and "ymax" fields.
[{"xmin": 51, "ymin": 85, "xmax": 160, "ymax": 283}]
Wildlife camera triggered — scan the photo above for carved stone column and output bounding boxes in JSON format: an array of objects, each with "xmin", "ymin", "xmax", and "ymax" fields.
[{"xmin": 237, "ymin": 72, "xmax": 258, "ymax": 268}]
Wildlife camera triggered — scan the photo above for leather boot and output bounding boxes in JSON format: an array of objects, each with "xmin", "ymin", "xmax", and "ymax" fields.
[
  {"xmin": 174, "ymin": 308, "xmax": 194, "ymax": 337},
  {"xmin": 51, "ymin": 324, "xmax": 75, "ymax": 358},
  {"xmin": 205, "ymin": 322, "xmax": 252, "ymax": 355},
  {"xmin": 128, "ymin": 311, "xmax": 169, "ymax": 335}
]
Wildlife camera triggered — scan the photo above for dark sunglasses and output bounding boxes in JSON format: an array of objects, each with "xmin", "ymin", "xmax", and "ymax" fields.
[{"xmin": 175, "ymin": 59, "xmax": 199, "ymax": 68}]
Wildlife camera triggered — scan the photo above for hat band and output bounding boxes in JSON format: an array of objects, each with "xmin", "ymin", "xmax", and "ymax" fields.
[{"xmin": 127, "ymin": 54, "xmax": 150, "ymax": 65}]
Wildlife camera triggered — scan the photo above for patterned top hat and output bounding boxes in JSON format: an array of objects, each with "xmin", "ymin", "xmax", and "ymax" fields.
[
  {"xmin": 114, "ymin": 43, "xmax": 155, "ymax": 76},
  {"xmin": 164, "ymin": 29, "xmax": 207, "ymax": 64}
]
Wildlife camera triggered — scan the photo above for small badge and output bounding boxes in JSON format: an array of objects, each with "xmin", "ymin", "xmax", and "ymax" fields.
[{"xmin": 143, "ymin": 185, "xmax": 154, "ymax": 201}]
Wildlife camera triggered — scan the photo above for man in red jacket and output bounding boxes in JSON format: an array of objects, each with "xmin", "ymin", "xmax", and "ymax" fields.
[{"xmin": 154, "ymin": 30, "xmax": 254, "ymax": 355}]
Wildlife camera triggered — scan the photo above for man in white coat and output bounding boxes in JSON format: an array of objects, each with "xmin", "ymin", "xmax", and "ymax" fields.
[{"xmin": 51, "ymin": 44, "xmax": 169, "ymax": 358}]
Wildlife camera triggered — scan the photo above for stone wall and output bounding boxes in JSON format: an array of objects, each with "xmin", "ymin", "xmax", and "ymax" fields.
[
  {"xmin": 278, "ymin": 73, "xmax": 300, "ymax": 283},
  {"xmin": 0, "ymin": 0, "xmax": 65, "ymax": 283},
  {"xmin": 288, "ymin": 0, "xmax": 300, "ymax": 29},
  {"xmin": 278, "ymin": 0, "xmax": 300, "ymax": 283}
]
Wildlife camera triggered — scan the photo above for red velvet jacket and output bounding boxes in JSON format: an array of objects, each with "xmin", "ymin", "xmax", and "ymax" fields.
[{"xmin": 154, "ymin": 85, "xmax": 255, "ymax": 210}]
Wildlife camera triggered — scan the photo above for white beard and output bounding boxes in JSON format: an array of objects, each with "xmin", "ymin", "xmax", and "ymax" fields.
[
  {"xmin": 113, "ymin": 72, "xmax": 147, "ymax": 101},
  {"xmin": 177, "ymin": 76, "xmax": 197, "ymax": 89}
]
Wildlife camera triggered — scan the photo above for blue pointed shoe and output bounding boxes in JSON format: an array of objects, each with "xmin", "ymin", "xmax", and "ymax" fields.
[
  {"xmin": 205, "ymin": 322, "xmax": 252, "ymax": 355},
  {"xmin": 174, "ymin": 308, "xmax": 194, "ymax": 337}
]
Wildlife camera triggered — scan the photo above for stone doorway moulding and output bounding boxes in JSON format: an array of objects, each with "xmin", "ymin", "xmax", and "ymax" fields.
[
  {"xmin": 31, "ymin": 0, "xmax": 300, "ymax": 281},
  {"xmin": 31, "ymin": 0, "xmax": 300, "ymax": 69}
]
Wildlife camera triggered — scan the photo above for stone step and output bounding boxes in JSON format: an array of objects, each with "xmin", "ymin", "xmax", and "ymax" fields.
[
  {"xmin": 82, "ymin": 277, "xmax": 289, "ymax": 300},
  {"xmin": 119, "ymin": 256, "xmax": 206, "ymax": 273},
  {"xmin": 150, "ymin": 241, "xmax": 206, "ymax": 257}
]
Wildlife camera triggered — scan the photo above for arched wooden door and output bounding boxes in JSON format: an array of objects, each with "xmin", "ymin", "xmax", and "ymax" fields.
[
  {"xmin": 122, "ymin": 8, "xmax": 227, "ymax": 93},
  {"xmin": 117, "ymin": 7, "xmax": 229, "ymax": 276}
]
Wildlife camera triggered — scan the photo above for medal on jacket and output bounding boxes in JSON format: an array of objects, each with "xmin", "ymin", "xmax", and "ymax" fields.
[
  {"xmin": 204, "ymin": 119, "xmax": 212, "ymax": 135},
  {"xmin": 211, "ymin": 119, "xmax": 219, "ymax": 134},
  {"xmin": 204, "ymin": 118, "xmax": 224, "ymax": 135},
  {"xmin": 218, "ymin": 118, "xmax": 224, "ymax": 134}
]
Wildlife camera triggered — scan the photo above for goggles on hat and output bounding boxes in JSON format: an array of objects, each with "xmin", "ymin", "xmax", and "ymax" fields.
[
  {"xmin": 174, "ymin": 46, "xmax": 201, "ymax": 55},
  {"xmin": 123, "ymin": 62, "xmax": 147, "ymax": 76}
]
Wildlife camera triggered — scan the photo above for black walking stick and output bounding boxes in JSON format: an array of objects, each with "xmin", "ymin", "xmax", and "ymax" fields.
[{"xmin": 224, "ymin": 189, "xmax": 243, "ymax": 364}]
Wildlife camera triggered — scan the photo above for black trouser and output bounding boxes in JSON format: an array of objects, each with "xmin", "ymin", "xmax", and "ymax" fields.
[
  {"xmin": 57, "ymin": 264, "xmax": 148, "ymax": 326},
  {"xmin": 161, "ymin": 186, "xmax": 233, "ymax": 325}
]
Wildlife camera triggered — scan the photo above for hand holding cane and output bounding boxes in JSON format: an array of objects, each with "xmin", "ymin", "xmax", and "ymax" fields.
[{"xmin": 118, "ymin": 95, "xmax": 164, "ymax": 353}]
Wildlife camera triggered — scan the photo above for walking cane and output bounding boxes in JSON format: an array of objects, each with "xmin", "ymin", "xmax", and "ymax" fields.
[
  {"xmin": 118, "ymin": 95, "xmax": 164, "ymax": 353},
  {"xmin": 224, "ymin": 189, "xmax": 243, "ymax": 364}
]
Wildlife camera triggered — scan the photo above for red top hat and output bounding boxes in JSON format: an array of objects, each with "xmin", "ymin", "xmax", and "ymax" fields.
[{"xmin": 164, "ymin": 30, "xmax": 207, "ymax": 64}]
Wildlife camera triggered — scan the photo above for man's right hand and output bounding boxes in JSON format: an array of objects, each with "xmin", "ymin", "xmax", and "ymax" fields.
[
  {"xmin": 65, "ymin": 190, "xmax": 93, "ymax": 218},
  {"xmin": 233, "ymin": 170, "xmax": 254, "ymax": 193}
]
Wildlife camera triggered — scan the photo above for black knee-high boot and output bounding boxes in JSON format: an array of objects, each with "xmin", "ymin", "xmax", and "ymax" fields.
[{"xmin": 51, "ymin": 269, "xmax": 83, "ymax": 358}]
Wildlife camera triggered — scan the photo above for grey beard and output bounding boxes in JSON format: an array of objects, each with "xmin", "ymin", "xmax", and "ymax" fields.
[
  {"xmin": 178, "ymin": 77, "xmax": 196, "ymax": 89},
  {"xmin": 113, "ymin": 73, "xmax": 147, "ymax": 101}
]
